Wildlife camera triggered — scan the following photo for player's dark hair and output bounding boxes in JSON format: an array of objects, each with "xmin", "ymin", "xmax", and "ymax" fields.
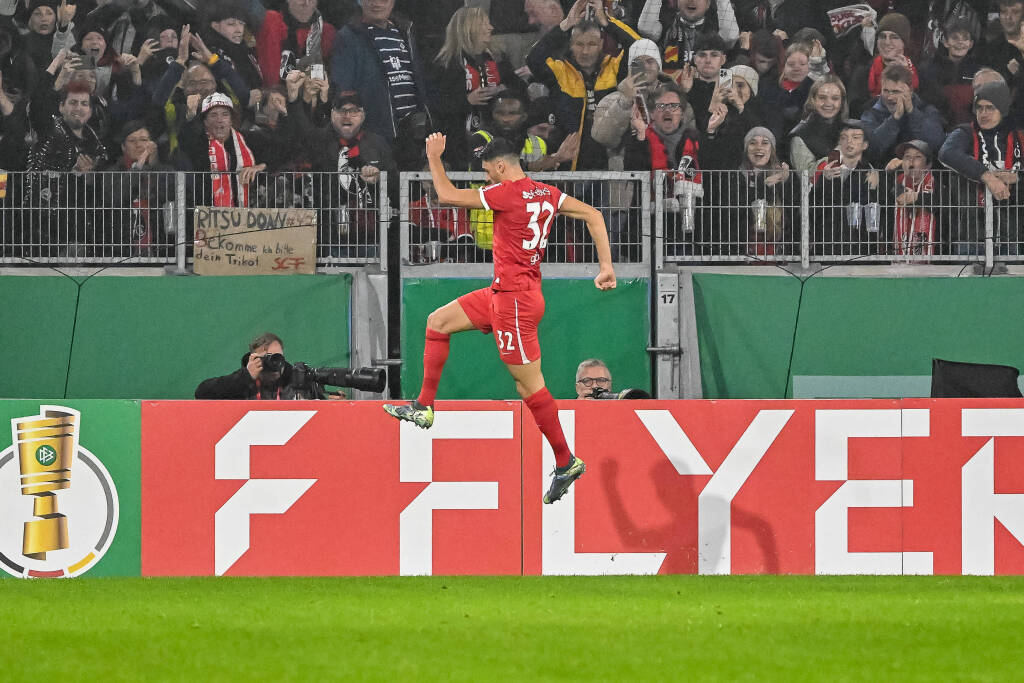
[{"xmin": 476, "ymin": 136, "xmax": 520, "ymax": 163}]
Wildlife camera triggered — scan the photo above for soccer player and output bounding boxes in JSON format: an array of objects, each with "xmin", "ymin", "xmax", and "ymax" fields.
[{"xmin": 384, "ymin": 132, "xmax": 616, "ymax": 504}]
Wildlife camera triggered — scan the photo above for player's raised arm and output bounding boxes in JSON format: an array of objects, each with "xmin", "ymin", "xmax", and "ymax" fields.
[
  {"xmin": 559, "ymin": 195, "xmax": 616, "ymax": 290},
  {"xmin": 425, "ymin": 133, "xmax": 485, "ymax": 209}
]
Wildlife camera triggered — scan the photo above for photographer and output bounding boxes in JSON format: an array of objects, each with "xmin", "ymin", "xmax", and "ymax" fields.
[
  {"xmin": 575, "ymin": 358, "xmax": 612, "ymax": 399},
  {"xmin": 195, "ymin": 332, "xmax": 339, "ymax": 400}
]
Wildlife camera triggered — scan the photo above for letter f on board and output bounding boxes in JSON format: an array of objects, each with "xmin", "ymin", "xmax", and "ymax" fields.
[{"xmin": 214, "ymin": 411, "xmax": 318, "ymax": 575}]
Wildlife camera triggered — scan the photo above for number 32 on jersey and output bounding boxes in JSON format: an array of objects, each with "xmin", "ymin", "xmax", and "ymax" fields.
[{"xmin": 523, "ymin": 201, "xmax": 555, "ymax": 250}]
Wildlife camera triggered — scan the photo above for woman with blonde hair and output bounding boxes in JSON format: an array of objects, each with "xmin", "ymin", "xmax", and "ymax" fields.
[
  {"xmin": 788, "ymin": 75, "xmax": 849, "ymax": 173},
  {"xmin": 430, "ymin": 6, "xmax": 523, "ymax": 168}
]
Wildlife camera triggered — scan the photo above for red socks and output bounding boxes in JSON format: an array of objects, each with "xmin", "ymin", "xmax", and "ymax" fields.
[
  {"xmin": 416, "ymin": 328, "xmax": 450, "ymax": 407},
  {"xmin": 524, "ymin": 387, "xmax": 572, "ymax": 468}
]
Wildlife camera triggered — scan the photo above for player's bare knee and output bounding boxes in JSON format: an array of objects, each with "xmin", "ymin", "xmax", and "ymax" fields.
[{"xmin": 425, "ymin": 309, "xmax": 448, "ymax": 334}]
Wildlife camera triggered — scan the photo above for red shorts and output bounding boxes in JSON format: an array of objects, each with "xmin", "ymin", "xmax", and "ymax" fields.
[{"xmin": 457, "ymin": 287, "xmax": 545, "ymax": 365}]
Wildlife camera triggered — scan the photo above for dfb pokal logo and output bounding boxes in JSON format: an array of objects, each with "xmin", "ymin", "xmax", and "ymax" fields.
[{"xmin": 0, "ymin": 405, "xmax": 119, "ymax": 578}]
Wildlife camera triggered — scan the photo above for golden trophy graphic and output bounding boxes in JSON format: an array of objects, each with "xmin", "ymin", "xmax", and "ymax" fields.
[{"xmin": 13, "ymin": 407, "xmax": 79, "ymax": 559}]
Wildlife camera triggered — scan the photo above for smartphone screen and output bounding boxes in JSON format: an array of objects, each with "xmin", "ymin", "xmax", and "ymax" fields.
[
  {"xmin": 310, "ymin": 64, "xmax": 325, "ymax": 81},
  {"xmin": 827, "ymin": 149, "xmax": 842, "ymax": 164},
  {"xmin": 79, "ymin": 54, "xmax": 97, "ymax": 70}
]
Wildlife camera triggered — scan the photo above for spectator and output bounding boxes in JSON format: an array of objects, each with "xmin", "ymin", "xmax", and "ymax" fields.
[
  {"xmin": 526, "ymin": 0, "xmax": 640, "ymax": 170},
  {"xmin": 242, "ymin": 85, "xmax": 298, "ymax": 172},
  {"xmin": 176, "ymin": 92, "xmax": 265, "ymax": 207},
  {"xmin": 675, "ymin": 32, "xmax": 727, "ymax": 132},
  {"xmin": 202, "ymin": 0, "xmax": 262, "ymax": 92},
  {"xmin": 847, "ymin": 12, "xmax": 921, "ymax": 117},
  {"xmin": 470, "ymin": 91, "xmax": 578, "ymax": 172},
  {"xmin": 592, "ymin": 39, "xmax": 686, "ymax": 164},
  {"xmin": 575, "ymin": 358, "xmax": 612, "ymax": 399},
  {"xmin": 0, "ymin": 68, "xmax": 29, "ymax": 170},
  {"xmin": 700, "ymin": 64, "xmax": 763, "ymax": 170},
  {"xmin": 624, "ymin": 82, "xmax": 703, "ymax": 254},
  {"xmin": 52, "ymin": 21, "xmax": 145, "ymax": 106},
  {"xmin": 257, "ymin": 0, "xmax": 336, "ymax": 88},
  {"xmin": 100, "ymin": 120, "xmax": 173, "ymax": 256},
  {"xmin": 985, "ymin": 0, "xmax": 1024, "ymax": 83},
  {"xmin": 0, "ymin": 16, "xmax": 37, "ymax": 97},
  {"xmin": 636, "ymin": 0, "xmax": 739, "ymax": 73},
  {"xmin": 921, "ymin": 18, "xmax": 982, "ymax": 126},
  {"xmin": 329, "ymin": 0, "xmax": 431, "ymax": 143},
  {"xmin": 79, "ymin": 0, "xmax": 170, "ymax": 57},
  {"xmin": 430, "ymin": 7, "xmax": 522, "ymax": 170},
  {"xmin": 789, "ymin": 75, "xmax": 848, "ymax": 173},
  {"xmin": 758, "ymin": 40, "xmax": 829, "ymax": 156},
  {"xmin": 30, "ymin": 83, "xmax": 106, "ymax": 171},
  {"xmin": 24, "ymin": 83, "xmax": 108, "ymax": 255},
  {"xmin": 883, "ymin": 140, "xmax": 939, "ymax": 260},
  {"xmin": 706, "ymin": 126, "xmax": 794, "ymax": 256},
  {"xmin": 985, "ymin": 0, "xmax": 1024, "ymax": 123},
  {"xmin": 525, "ymin": 0, "xmax": 565, "ymax": 35},
  {"xmin": 733, "ymin": 0, "xmax": 832, "ymax": 44},
  {"xmin": 860, "ymin": 63, "xmax": 945, "ymax": 167},
  {"xmin": 810, "ymin": 119, "xmax": 881, "ymax": 257},
  {"xmin": 23, "ymin": 0, "xmax": 59, "ymax": 72},
  {"xmin": 939, "ymin": 81, "xmax": 1023, "ymax": 255},
  {"xmin": 280, "ymin": 73, "xmax": 393, "ymax": 257},
  {"xmin": 150, "ymin": 25, "xmax": 254, "ymax": 156},
  {"xmin": 737, "ymin": 28, "xmax": 785, "ymax": 83}
]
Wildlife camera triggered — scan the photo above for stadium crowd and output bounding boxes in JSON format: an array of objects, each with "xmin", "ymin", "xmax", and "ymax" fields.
[{"xmin": 0, "ymin": 0, "xmax": 1022, "ymax": 259}]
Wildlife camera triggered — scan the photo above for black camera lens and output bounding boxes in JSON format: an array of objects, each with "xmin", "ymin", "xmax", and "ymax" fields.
[{"xmin": 262, "ymin": 353, "xmax": 287, "ymax": 373}]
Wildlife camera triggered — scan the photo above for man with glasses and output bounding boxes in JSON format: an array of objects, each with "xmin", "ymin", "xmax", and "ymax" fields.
[
  {"xmin": 575, "ymin": 358, "xmax": 612, "ymax": 399},
  {"xmin": 279, "ymin": 71, "xmax": 394, "ymax": 256}
]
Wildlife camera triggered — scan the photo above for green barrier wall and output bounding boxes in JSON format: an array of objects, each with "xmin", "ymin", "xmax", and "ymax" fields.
[
  {"xmin": 693, "ymin": 274, "xmax": 1024, "ymax": 398},
  {"xmin": 0, "ymin": 400, "xmax": 140, "ymax": 577},
  {"xmin": 0, "ymin": 275, "xmax": 352, "ymax": 399},
  {"xmin": 402, "ymin": 278, "xmax": 651, "ymax": 400}
]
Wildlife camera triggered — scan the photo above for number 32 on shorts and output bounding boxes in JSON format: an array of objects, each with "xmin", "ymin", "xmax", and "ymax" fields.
[
  {"xmin": 496, "ymin": 329, "xmax": 516, "ymax": 351},
  {"xmin": 523, "ymin": 201, "xmax": 555, "ymax": 250}
]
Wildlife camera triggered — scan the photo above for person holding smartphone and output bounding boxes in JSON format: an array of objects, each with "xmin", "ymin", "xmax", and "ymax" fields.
[
  {"xmin": 789, "ymin": 75, "xmax": 849, "ymax": 173},
  {"xmin": 809, "ymin": 119, "xmax": 879, "ymax": 257}
]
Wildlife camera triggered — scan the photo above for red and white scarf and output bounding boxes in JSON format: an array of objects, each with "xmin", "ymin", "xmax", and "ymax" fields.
[
  {"xmin": 208, "ymin": 129, "xmax": 256, "ymax": 207},
  {"xmin": 894, "ymin": 171, "xmax": 935, "ymax": 258}
]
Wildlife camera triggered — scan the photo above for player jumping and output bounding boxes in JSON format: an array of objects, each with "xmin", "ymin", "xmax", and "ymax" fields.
[{"xmin": 383, "ymin": 133, "xmax": 616, "ymax": 504}]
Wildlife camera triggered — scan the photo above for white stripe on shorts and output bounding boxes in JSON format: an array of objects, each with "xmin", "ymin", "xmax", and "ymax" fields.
[{"xmin": 514, "ymin": 298, "xmax": 530, "ymax": 364}]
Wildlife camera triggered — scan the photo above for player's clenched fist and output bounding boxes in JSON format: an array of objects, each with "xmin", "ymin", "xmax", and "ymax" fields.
[
  {"xmin": 595, "ymin": 267, "xmax": 616, "ymax": 290},
  {"xmin": 425, "ymin": 133, "xmax": 446, "ymax": 159}
]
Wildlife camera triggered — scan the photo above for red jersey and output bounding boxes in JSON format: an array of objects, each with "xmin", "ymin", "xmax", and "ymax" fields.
[{"xmin": 478, "ymin": 178, "xmax": 566, "ymax": 291}]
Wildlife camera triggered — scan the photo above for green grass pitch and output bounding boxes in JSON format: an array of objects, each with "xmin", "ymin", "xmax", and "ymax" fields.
[{"xmin": 2, "ymin": 576, "xmax": 1022, "ymax": 681}]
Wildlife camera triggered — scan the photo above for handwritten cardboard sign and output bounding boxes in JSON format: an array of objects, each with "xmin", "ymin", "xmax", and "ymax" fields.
[{"xmin": 193, "ymin": 207, "xmax": 317, "ymax": 275}]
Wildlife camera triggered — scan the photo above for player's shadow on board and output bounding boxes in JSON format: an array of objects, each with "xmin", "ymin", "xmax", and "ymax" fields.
[{"xmin": 601, "ymin": 458, "xmax": 779, "ymax": 574}]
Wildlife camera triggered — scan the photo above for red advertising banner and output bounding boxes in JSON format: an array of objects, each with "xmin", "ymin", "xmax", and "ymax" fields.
[
  {"xmin": 142, "ymin": 400, "xmax": 1024, "ymax": 576},
  {"xmin": 141, "ymin": 401, "xmax": 523, "ymax": 576}
]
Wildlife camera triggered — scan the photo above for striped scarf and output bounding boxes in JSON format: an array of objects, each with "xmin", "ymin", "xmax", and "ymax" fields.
[{"xmin": 208, "ymin": 129, "xmax": 256, "ymax": 207}]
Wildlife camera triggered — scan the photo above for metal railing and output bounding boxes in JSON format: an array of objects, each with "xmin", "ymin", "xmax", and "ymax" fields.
[
  {"xmin": 0, "ymin": 170, "xmax": 388, "ymax": 269},
  {"xmin": 655, "ymin": 169, "xmax": 1021, "ymax": 269},
  {"xmin": 3, "ymin": 168, "xmax": 1020, "ymax": 271}
]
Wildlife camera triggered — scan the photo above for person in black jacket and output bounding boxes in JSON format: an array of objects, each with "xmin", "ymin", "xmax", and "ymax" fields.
[
  {"xmin": 430, "ymin": 6, "xmax": 522, "ymax": 170},
  {"xmin": 195, "ymin": 332, "xmax": 335, "ymax": 400},
  {"xmin": 278, "ymin": 70, "xmax": 395, "ymax": 258},
  {"xmin": 22, "ymin": 83, "xmax": 107, "ymax": 257}
]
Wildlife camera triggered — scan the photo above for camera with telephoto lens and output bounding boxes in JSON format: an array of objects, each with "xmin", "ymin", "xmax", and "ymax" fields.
[
  {"xmin": 589, "ymin": 386, "xmax": 652, "ymax": 400},
  {"xmin": 261, "ymin": 353, "xmax": 386, "ymax": 394}
]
